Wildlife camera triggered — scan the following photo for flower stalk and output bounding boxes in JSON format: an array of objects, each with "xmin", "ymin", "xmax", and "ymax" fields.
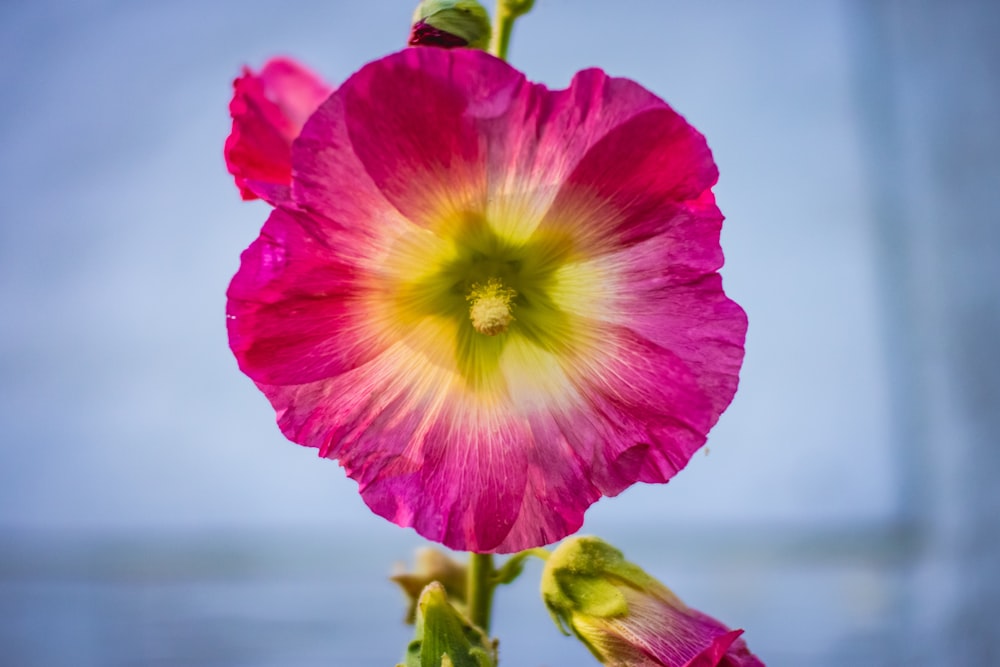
[
  {"xmin": 490, "ymin": 0, "xmax": 535, "ymax": 60},
  {"xmin": 466, "ymin": 552, "xmax": 495, "ymax": 632}
]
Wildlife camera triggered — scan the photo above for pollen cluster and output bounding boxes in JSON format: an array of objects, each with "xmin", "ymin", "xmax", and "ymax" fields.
[{"xmin": 467, "ymin": 278, "xmax": 516, "ymax": 336}]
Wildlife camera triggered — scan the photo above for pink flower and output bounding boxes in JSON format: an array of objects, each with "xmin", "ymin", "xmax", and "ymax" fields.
[
  {"xmin": 224, "ymin": 57, "xmax": 332, "ymax": 204},
  {"xmin": 226, "ymin": 47, "xmax": 747, "ymax": 553},
  {"xmin": 541, "ymin": 537, "xmax": 764, "ymax": 667}
]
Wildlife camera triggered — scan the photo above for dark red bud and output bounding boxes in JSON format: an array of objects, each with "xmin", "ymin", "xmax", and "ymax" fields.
[{"xmin": 407, "ymin": 19, "xmax": 470, "ymax": 48}]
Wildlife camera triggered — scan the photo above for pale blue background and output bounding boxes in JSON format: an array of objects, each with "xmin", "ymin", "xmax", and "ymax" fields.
[{"xmin": 1, "ymin": 1, "xmax": 997, "ymax": 665}]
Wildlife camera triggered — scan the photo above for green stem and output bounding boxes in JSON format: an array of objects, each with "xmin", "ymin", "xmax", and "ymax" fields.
[
  {"xmin": 491, "ymin": 1, "xmax": 536, "ymax": 61},
  {"xmin": 522, "ymin": 547, "xmax": 549, "ymax": 560},
  {"xmin": 491, "ymin": 2, "xmax": 516, "ymax": 61},
  {"xmin": 466, "ymin": 552, "xmax": 495, "ymax": 632}
]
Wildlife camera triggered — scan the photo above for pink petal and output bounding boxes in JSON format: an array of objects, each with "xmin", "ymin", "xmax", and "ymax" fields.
[
  {"xmin": 561, "ymin": 325, "xmax": 718, "ymax": 488},
  {"xmin": 680, "ymin": 630, "xmax": 745, "ymax": 667},
  {"xmin": 714, "ymin": 635, "xmax": 766, "ymax": 667},
  {"xmin": 613, "ymin": 589, "xmax": 758, "ymax": 667},
  {"xmin": 487, "ymin": 326, "xmax": 718, "ymax": 552},
  {"xmin": 225, "ymin": 57, "xmax": 332, "ymax": 203},
  {"xmin": 609, "ymin": 268, "xmax": 746, "ymax": 424},
  {"xmin": 554, "ymin": 193, "xmax": 746, "ymax": 421},
  {"xmin": 547, "ymin": 105, "xmax": 718, "ymax": 249},
  {"xmin": 293, "ymin": 48, "xmax": 503, "ymax": 229},
  {"xmin": 254, "ymin": 334, "xmax": 530, "ymax": 551},
  {"xmin": 227, "ymin": 207, "xmax": 392, "ymax": 385}
]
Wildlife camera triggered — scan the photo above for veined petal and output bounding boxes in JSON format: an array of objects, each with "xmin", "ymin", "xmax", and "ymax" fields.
[
  {"xmin": 257, "ymin": 324, "xmax": 527, "ymax": 551},
  {"xmin": 227, "ymin": 207, "xmax": 397, "ymax": 384},
  {"xmin": 478, "ymin": 67, "xmax": 669, "ymax": 243},
  {"xmin": 607, "ymin": 589, "xmax": 744, "ymax": 666},
  {"xmin": 488, "ymin": 325, "xmax": 716, "ymax": 552},
  {"xmin": 558, "ymin": 267, "xmax": 745, "ymax": 420},
  {"xmin": 558, "ymin": 325, "xmax": 717, "ymax": 487},
  {"xmin": 549, "ymin": 105, "xmax": 718, "ymax": 249},
  {"xmin": 295, "ymin": 48, "xmax": 504, "ymax": 231}
]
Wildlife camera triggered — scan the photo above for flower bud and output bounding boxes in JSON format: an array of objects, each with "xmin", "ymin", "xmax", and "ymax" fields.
[
  {"xmin": 409, "ymin": 0, "xmax": 492, "ymax": 50},
  {"xmin": 399, "ymin": 582, "xmax": 497, "ymax": 667},
  {"xmin": 224, "ymin": 57, "xmax": 332, "ymax": 202},
  {"xmin": 541, "ymin": 537, "xmax": 764, "ymax": 667}
]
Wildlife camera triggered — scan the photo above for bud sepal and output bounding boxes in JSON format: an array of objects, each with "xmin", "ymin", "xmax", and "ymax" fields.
[{"xmin": 400, "ymin": 582, "xmax": 497, "ymax": 667}]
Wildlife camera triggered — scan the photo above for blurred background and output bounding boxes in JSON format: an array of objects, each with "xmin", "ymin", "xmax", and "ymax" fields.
[{"xmin": 1, "ymin": 0, "xmax": 998, "ymax": 665}]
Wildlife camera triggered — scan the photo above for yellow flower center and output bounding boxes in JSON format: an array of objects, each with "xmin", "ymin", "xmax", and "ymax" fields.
[
  {"xmin": 384, "ymin": 208, "xmax": 599, "ymax": 396},
  {"xmin": 467, "ymin": 278, "xmax": 516, "ymax": 336}
]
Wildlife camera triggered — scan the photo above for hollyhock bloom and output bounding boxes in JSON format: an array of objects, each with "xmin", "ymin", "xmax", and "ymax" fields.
[
  {"xmin": 541, "ymin": 537, "xmax": 764, "ymax": 667},
  {"xmin": 226, "ymin": 47, "xmax": 746, "ymax": 553},
  {"xmin": 224, "ymin": 57, "xmax": 332, "ymax": 203}
]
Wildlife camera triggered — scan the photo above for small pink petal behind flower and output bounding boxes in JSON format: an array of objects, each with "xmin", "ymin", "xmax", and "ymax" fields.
[{"xmin": 224, "ymin": 57, "xmax": 332, "ymax": 203}]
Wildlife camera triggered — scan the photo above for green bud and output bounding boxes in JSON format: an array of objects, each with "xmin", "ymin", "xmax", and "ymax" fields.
[
  {"xmin": 540, "ymin": 537, "xmax": 764, "ymax": 667},
  {"xmin": 402, "ymin": 582, "xmax": 497, "ymax": 667},
  {"xmin": 541, "ymin": 536, "xmax": 676, "ymax": 636},
  {"xmin": 409, "ymin": 0, "xmax": 492, "ymax": 50}
]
